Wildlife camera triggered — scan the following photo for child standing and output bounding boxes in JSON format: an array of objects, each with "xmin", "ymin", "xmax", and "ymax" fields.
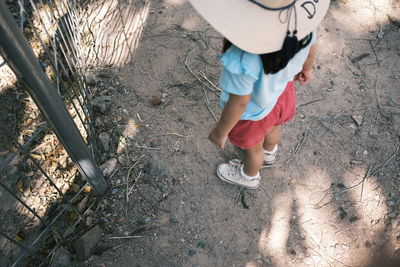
[{"xmin": 189, "ymin": 0, "xmax": 329, "ymax": 189}]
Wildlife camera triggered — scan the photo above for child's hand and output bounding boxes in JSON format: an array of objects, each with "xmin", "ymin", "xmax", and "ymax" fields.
[
  {"xmin": 295, "ymin": 69, "xmax": 313, "ymax": 85},
  {"xmin": 208, "ymin": 127, "xmax": 228, "ymax": 149}
]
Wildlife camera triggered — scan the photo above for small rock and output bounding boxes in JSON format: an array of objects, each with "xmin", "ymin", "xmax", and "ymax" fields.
[
  {"xmin": 92, "ymin": 96, "xmax": 112, "ymax": 114},
  {"xmin": 151, "ymin": 96, "xmax": 162, "ymax": 105},
  {"xmin": 85, "ymin": 72, "xmax": 96, "ymax": 86},
  {"xmin": 116, "ymin": 86, "xmax": 125, "ymax": 94},
  {"xmin": 363, "ymin": 150, "xmax": 368, "ymax": 156},
  {"xmin": 94, "ymin": 117, "xmax": 103, "ymax": 127},
  {"xmin": 98, "ymin": 132, "xmax": 110, "ymax": 153},
  {"xmin": 72, "ymin": 225, "xmax": 103, "ymax": 261},
  {"xmin": 188, "ymin": 250, "xmax": 196, "ymax": 256},
  {"xmin": 391, "ymin": 219, "xmax": 398, "ymax": 229},
  {"xmin": 85, "ymin": 216, "xmax": 93, "ymax": 227},
  {"xmin": 388, "ymin": 212, "xmax": 397, "ymax": 218},
  {"xmin": 377, "ymin": 31, "xmax": 384, "ymax": 39},
  {"xmin": 99, "ymin": 158, "xmax": 118, "ymax": 176},
  {"xmin": 349, "ymin": 124, "xmax": 357, "ymax": 130},
  {"xmin": 145, "ymin": 153, "xmax": 172, "ymax": 177},
  {"xmin": 169, "ymin": 217, "xmax": 178, "ymax": 223},
  {"xmin": 352, "ymin": 115, "xmax": 363, "ymax": 126},
  {"xmin": 263, "ymin": 256, "xmax": 271, "ymax": 263},
  {"xmin": 299, "ymin": 114, "xmax": 305, "ymax": 119},
  {"xmin": 49, "ymin": 246, "xmax": 72, "ymax": 267},
  {"xmin": 387, "ymin": 200, "xmax": 395, "ymax": 207},
  {"xmin": 255, "ymin": 254, "xmax": 262, "ymax": 260},
  {"xmin": 180, "ymin": 238, "xmax": 185, "ymax": 243},
  {"xmin": 111, "ymin": 188, "xmax": 118, "ymax": 195},
  {"xmin": 326, "ymin": 87, "xmax": 335, "ymax": 92}
]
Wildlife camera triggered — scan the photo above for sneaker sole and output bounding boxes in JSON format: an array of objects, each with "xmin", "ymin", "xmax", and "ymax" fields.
[
  {"xmin": 262, "ymin": 160, "xmax": 275, "ymax": 168},
  {"xmin": 216, "ymin": 168, "xmax": 259, "ymax": 190}
]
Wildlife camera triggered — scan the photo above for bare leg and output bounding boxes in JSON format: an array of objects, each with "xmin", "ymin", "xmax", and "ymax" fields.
[
  {"xmin": 263, "ymin": 126, "xmax": 281, "ymax": 151},
  {"xmin": 243, "ymin": 140, "xmax": 264, "ymax": 176}
]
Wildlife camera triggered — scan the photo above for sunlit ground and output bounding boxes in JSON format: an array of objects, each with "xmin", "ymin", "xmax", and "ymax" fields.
[{"xmin": 82, "ymin": 0, "xmax": 151, "ymax": 67}]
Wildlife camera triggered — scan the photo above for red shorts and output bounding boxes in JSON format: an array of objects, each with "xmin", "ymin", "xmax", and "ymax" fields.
[{"xmin": 228, "ymin": 81, "xmax": 296, "ymax": 149}]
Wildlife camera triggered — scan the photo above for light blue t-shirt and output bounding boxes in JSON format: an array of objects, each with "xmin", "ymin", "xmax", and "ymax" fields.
[{"xmin": 219, "ymin": 32, "xmax": 316, "ymax": 121}]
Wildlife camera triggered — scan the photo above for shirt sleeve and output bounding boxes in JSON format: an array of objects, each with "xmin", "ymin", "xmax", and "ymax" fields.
[
  {"xmin": 219, "ymin": 68, "xmax": 255, "ymax": 95},
  {"xmin": 218, "ymin": 46, "xmax": 261, "ymax": 96}
]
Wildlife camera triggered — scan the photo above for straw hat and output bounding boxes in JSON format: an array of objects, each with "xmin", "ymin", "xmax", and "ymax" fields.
[{"xmin": 189, "ymin": 0, "xmax": 330, "ymax": 54}]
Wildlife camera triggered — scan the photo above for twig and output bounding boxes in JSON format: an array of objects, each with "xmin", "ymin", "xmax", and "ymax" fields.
[
  {"xmin": 298, "ymin": 225, "xmax": 334, "ymax": 267},
  {"xmin": 136, "ymin": 113, "xmax": 143, "ymax": 122},
  {"xmin": 184, "ymin": 51, "xmax": 220, "ymax": 96},
  {"xmin": 125, "ymin": 155, "xmax": 145, "ymax": 215},
  {"xmin": 234, "ymin": 187, "xmax": 244, "ymax": 204},
  {"xmin": 107, "ymin": 236, "xmax": 142, "ymax": 239},
  {"xmin": 153, "ymin": 132, "xmax": 190, "ymax": 138},
  {"xmin": 135, "ymin": 145, "xmax": 160, "ymax": 150},
  {"xmin": 128, "ymin": 171, "xmax": 142, "ymax": 195},
  {"xmin": 285, "ymin": 129, "xmax": 308, "ymax": 164},
  {"xmin": 199, "ymin": 71, "xmax": 221, "ymax": 92},
  {"xmin": 328, "ymin": 144, "xmax": 399, "ymax": 197},
  {"xmin": 260, "ymin": 184, "xmax": 272, "ymax": 199},
  {"xmin": 109, "ymin": 166, "xmax": 120, "ymax": 179},
  {"xmin": 298, "ymin": 98, "xmax": 326, "ymax": 108},
  {"xmin": 202, "ymin": 86, "xmax": 218, "ymax": 122},
  {"xmin": 368, "ymin": 40, "xmax": 380, "ymax": 66}
]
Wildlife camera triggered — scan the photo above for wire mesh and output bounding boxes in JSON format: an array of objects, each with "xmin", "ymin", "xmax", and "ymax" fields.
[{"xmin": 0, "ymin": 0, "xmax": 108, "ymax": 265}]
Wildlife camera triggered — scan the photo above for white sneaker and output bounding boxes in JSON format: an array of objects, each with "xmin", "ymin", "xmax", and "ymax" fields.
[
  {"xmin": 263, "ymin": 146, "xmax": 278, "ymax": 167},
  {"xmin": 216, "ymin": 159, "xmax": 260, "ymax": 189}
]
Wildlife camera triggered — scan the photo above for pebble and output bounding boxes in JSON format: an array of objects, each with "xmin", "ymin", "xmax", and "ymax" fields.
[
  {"xmin": 111, "ymin": 188, "xmax": 118, "ymax": 195},
  {"xmin": 98, "ymin": 132, "xmax": 110, "ymax": 153},
  {"xmin": 326, "ymin": 87, "xmax": 335, "ymax": 92},
  {"xmin": 180, "ymin": 238, "xmax": 185, "ymax": 243},
  {"xmin": 391, "ymin": 219, "xmax": 398, "ymax": 229},
  {"xmin": 72, "ymin": 225, "xmax": 103, "ymax": 261},
  {"xmin": 255, "ymin": 254, "xmax": 262, "ymax": 260},
  {"xmin": 99, "ymin": 158, "xmax": 118, "ymax": 176},
  {"xmin": 388, "ymin": 200, "xmax": 395, "ymax": 207},
  {"xmin": 151, "ymin": 96, "xmax": 162, "ymax": 105},
  {"xmin": 388, "ymin": 212, "xmax": 397, "ymax": 218},
  {"xmin": 188, "ymin": 250, "xmax": 196, "ymax": 256},
  {"xmin": 263, "ymin": 256, "xmax": 271, "ymax": 263},
  {"xmin": 49, "ymin": 246, "xmax": 72, "ymax": 267},
  {"xmin": 351, "ymin": 115, "xmax": 363, "ymax": 126},
  {"xmin": 363, "ymin": 150, "xmax": 368, "ymax": 155},
  {"xmin": 92, "ymin": 96, "xmax": 112, "ymax": 114}
]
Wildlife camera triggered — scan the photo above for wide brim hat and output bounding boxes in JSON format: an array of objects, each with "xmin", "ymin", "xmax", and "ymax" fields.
[{"xmin": 189, "ymin": 0, "xmax": 330, "ymax": 54}]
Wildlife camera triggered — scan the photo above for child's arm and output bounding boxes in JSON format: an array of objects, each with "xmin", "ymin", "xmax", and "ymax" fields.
[
  {"xmin": 208, "ymin": 94, "xmax": 251, "ymax": 149},
  {"xmin": 295, "ymin": 44, "xmax": 316, "ymax": 85}
]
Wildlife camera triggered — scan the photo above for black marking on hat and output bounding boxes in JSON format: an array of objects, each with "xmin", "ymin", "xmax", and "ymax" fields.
[{"xmin": 301, "ymin": 0, "xmax": 319, "ymax": 19}]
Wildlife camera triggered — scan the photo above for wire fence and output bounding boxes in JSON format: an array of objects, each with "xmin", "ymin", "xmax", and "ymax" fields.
[{"xmin": 0, "ymin": 0, "xmax": 130, "ymax": 265}]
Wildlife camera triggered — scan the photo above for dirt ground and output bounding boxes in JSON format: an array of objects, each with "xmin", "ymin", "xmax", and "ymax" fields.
[{"xmin": 84, "ymin": 0, "xmax": 400, "ymax": 266}]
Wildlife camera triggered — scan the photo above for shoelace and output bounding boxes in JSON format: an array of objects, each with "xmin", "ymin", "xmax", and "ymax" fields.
[
  {"xmin": 227, "ymin": 159, "xmax": 243, "ymax": 177},
  {"xmin": 227, "ymin": 159, "xmax": 259, "ymax": 181}
]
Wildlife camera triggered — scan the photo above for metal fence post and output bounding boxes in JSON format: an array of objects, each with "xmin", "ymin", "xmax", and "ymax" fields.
[{"xmin": 0, "ymin": 2, "xmax": 107, "ymax": 195}]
